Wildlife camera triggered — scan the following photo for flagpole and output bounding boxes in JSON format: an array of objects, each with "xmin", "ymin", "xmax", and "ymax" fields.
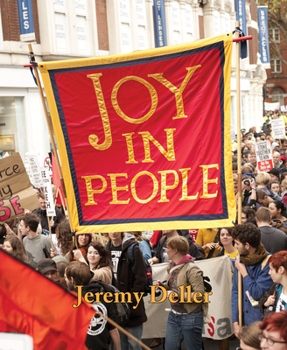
[
  {"xmin": 47, "ymin": 216, "xmax": 54, "ymax": 250},
  {"xmin": 95, "ymin": 309, "xmax": 151, "ymax": 350},
  {"xmin": 27, "ymin": 44, "xmax": 73, "ymax": 231},
  {"xmin": 235, "ymin": 21, "xmax": 243, "ymax": 328}
]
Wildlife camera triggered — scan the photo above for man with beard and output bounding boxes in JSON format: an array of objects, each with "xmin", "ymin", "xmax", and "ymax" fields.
[
  {"xmin": 231, "ymin": 224, "xmax": 273, "ymax": 338},
  {"xmin": 33, "ymin": 193, "xmax": 64, "ymax": 233},
  {"xmin": 65, "ymin": 261, "xmax": 121, "ymax": 350}
]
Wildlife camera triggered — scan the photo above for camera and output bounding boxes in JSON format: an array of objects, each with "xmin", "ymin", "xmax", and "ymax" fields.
[{"xmin": 244, "ymin": 179, "xmax": 250, "ymax": 186}]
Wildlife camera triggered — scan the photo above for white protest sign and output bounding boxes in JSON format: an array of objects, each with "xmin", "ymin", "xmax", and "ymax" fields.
[
  {"xmin": 40, "ymin": 168, "xmax": 56, "ymax": 217},
  {"xmin": 25, "ymin": 153, "xmax": 43, "ymax": 188},
  {"xmin": 255, "ymin": 141, "xmax": 273, "ymax": 173},
  {"xmin": 142, "ymin": 256, "xmax": 233, "ymax": 340},
  {"xmin": 271, "ymin": 119, "xmax": 285, "ymax": 139}
]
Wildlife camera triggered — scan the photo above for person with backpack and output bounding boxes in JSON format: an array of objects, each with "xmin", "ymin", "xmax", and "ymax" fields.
[
  {"xmin": 153, "ymin": 236, "xmax": 208, "ymax": 350},
  {"xmin": 106, "ymin": 232, "xmax": 147, "ymax": 350},
  {"xmin": 65, "ymin": 261, "xmax": 121, "ymax": 350}
]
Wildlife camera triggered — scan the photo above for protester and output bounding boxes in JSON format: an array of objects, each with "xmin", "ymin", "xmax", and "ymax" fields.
[
  {"xmin": 259, "ymin": 311, "xmax": 287, "ymax": 350},
  {"xmin": 86, "ymin": 242, "xmax": 113, "ymax": 284},
  {"xmin": 242, "ymin": 207, "xmax": 256, "ymax": 223},
  {"xmin": 231, "ymin": 223, "xmax": 273, "ymax": 337},
  {"xmin": 269, "ymin": 181, "xmax": 281, "ymax": 196},
  {"xmin": 106, "ymin": 232, "xmax": 147, "ymax": 350},
  {"xmin": 239, "ymin": 321, "xmax": 261, "ymax": 350},
  {"xmin": 37, "ymin": 258, "xmax": 59, "ymax": 282},
  {"xmin": 65, "ymin": 261, "xmax": 121, "ymax": 350},
  {"xmin": 216, "ymin": 227, "xmax": 237, "ymax": 259},
  {"xmin": 268, "ymin": 201, "xmax": 287, "ymax": 226},
  {"xmin": 33, "ymin": 192, "xmax": 64, "ymax": 233},
  {"xmin": 259, "ymin": 251, "xmax": 287, "ymax": 314},
  {"xmin": 52, "ymin": 219, "xmax": 73, "ymax": 260},
  {"xmin": 75, "ymin": 232, "xmax": 92, "ymax": 258},
  {"xmin": 196, "ymin": 228, "xmax": 221, "ymax": 258},
  {"xmin": 3, "ymin": 235, "xmax": 28, "ymax": 262},
  {"xmin": 21, "ymin": 213, "xmax": 51, "ymax": 268},
  {"xmin": 130, "ymin": 231, "xmax": 152, "ymax": 260},
  {"xmin": 153, "ymin": 236, "xmax": 207, "ymax": 350},
  {"xmin": 255, "ymin": 208, "xmax": 287, "ymax": 254}
]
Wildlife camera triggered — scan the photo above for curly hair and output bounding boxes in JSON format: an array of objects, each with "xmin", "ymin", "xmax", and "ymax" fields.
[
  {"xmin": 86, "ymin": 241, "xmax": 112, "ymax": 269},
  {"xmin": 4, "ymin": 236, "xmax": 28, "ymax": 261},
  {"xmin": 231, "ymin": 223, "xmax": 261, "ymax": 248},
  {"xmin": 56, "ymin": 220, "xmax": 73, "ymax": 256}
]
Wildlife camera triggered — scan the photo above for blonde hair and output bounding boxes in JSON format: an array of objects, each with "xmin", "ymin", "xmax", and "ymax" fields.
[
  {"xmin": 167, "ymin": 236, "xmax": 189, "ymax": 255},
  {"xmin": 256, "ymin": 172, "xmax": 271, "ymax": 186},
  {"xmin": 240, "ymin": 321, "xmax": 261, "ymax": 350},
  {"xmin": 281, "ymin": 179, "xmax": 287, "ymax": 190}
]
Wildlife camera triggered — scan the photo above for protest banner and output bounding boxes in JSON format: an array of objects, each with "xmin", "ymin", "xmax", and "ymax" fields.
[
  {"xmin": 271, "ymin": 119, "xmax": 285, "ymax": 140},
  {"xmin": 255, "ymin": 141, "xmax": 273, "ymax": 172},
  {"xmin": 0, "ymin": 153, "xmax": 39, "ymax": 222},
  {"xmin": 39, "ymin": 33, "xmax": 235, "ymax": 233},
  {"xmin": 142, "ymin": 256, "xmax": 233, "ymax": 340}
]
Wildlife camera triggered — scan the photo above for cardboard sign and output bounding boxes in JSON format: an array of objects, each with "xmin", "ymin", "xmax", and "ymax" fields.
[
  {"xmin": 41, "ymin": 168, "xmax": 56, "ymax": 217},
  {"xmin": 255, "ymin": 141, "xmax": 273, "ymax": 172},
  {"xmin": 271, "ymin": 119, "xmax": 285, "ymax": 139},
  {"xmin": 0, "ymin": 153, "xmax": 39, "ymax": 223}
]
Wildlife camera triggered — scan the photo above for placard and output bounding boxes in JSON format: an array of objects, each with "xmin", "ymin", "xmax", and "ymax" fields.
[
  {"xmin": 0, "ymin": 153, "xmax": 40, "ymax": 222},
  {"xmin": 41, "ymin": 168, "xmax": 56, "ymax": 217},
  {"xmin": 271, "ymin": 119, "xmax": 285, "ymax": 139},
  {"xmin": 255, "ymin": 140, "xmax": 273, "ymax": 172}
]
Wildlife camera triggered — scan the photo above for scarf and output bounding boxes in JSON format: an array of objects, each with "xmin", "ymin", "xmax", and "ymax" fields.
[{"xmin": 240, "ymin": 242, "xmax": 267, "ymax": 266}]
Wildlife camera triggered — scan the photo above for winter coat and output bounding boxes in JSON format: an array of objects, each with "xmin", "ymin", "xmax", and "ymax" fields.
[{"xmin": 106, "ymin": 233, "xmax": 147, "ymax": 327}]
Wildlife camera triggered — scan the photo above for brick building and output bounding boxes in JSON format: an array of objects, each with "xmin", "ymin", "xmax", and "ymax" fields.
[
  {"xmin": 264, "ymin": 26, "xmax": 287, "ymax": 107},
  {"xmin": 0, "ymin": 0, "xmax": 266, "ymax": 160}
]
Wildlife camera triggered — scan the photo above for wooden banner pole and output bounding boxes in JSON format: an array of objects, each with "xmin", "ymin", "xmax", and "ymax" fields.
[
  {"xmin": 28, "ymin": 44, "xmax": 73, "ymax": 231},
  {"xmin": 47, "ymin": 216, "xmax": 54, "ymax": 250},
  {"xmin": 235, "ymin": 21, "xmax": 243, "ymax": 328}
]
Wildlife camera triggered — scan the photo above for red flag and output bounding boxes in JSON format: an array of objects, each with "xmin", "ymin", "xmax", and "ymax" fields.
[
  {"xmin": 0, "ymin": 248, "xmax": 95, "ymax": 350},
  {"xmin": 51, "ymin": 152, "xmax": 66, "ymax": 207}
]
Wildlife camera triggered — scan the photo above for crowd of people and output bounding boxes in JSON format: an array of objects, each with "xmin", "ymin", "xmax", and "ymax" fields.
[{"xmin": 1, "ymin": 109, "xmax": 287, "ymax": 349}]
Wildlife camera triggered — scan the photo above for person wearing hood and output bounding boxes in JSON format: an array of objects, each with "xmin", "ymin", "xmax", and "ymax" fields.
[
  {"xmin": 153, "ymin": 236, "xmax": 208, "ymax": 350},
  {"xmin": 106, "ymin": 232, "xmax": 147, "ymax": 350}
]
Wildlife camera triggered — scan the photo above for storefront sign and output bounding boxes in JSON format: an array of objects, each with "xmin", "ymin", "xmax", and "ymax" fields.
[
  {"xmin": 258, "ymin": 6, "xmax": 270, "ymax": 67},
  {"xmin": 0, "ymin": 153, "xmax": 39, "ymax": 222},
  {"xmin": 153, "ymin": 0, "xmax": 167, "ymax": 47},
  {"xmin": 17, "ymin": 0, "xmax": 35, "ymax": 42}
]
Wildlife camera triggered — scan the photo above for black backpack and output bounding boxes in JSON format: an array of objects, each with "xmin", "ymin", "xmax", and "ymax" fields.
[
  {"xmin": 96, "ymin": 281, "xmax": 130, "ymax": 327},
  {"xmin": 127, "ymin": 242, "xmax": 153, "ymax": 296}
]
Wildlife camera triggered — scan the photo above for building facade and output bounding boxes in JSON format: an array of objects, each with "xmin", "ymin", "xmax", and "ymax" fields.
[
  {"xmin": 0, "ymin": 0, "xmax": 266, "ymax": 162},
  {"xmin": 264, "ymin": 25, "xmax": 287, "ymax": 108}
]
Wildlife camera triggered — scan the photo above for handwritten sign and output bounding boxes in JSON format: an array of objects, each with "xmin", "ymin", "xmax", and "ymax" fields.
[
  {"xmin": 25, "ymin": 152, "xmax": 43, "ymax": 188},
  {"xmin": 271, "ymin": 119, "xmax": 285, "ymax": 139},
  {"xmin": 41, "ymin": 168, "xmax": 56, "ymax": 217},
  {"xmin": 0, "ymin": 153, "xmax": 39, "ymax": 223}
]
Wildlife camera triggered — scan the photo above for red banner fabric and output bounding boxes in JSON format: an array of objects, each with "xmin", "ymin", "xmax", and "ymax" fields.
[{"xmin": 40, "ymin": 34, "xmax": 235, "ymax": 232}]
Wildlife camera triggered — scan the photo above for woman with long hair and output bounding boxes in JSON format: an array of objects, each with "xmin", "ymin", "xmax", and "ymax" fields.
[
  {"xmin": 153, "ymin": 236, "xmax": 207, "ymax": 350},
  {"xmin": 216, "ymin": 228, "xmax": 237, "ymax": 259},
  {"xmin": 86, "ymin": 242, "xmax": 113, "ymax": 284},
  {"xmin": 3, "ymin": 235, "xmax": 28, "ymax": 262},
  {"xmin": 269, "ymin": 200, "xmax": 287, "ymax": 227},
  {"xmin": 51, "ymin": 219, "xmax": 74, "ymax": 260},
  {"xmin": 242, "ymin": 207, "xmax": 256, "ymax": 224}
]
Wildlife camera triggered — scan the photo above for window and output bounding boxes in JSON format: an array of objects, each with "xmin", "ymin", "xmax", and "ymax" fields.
[
  {"xmin": 271, "ymin": 87, "xmax": 284, "ymax": 106},
  {"xmin": 269, "ymin": 28, "xmax": 280, "ymax": 42},
  {"xmin": 271, "ymin": 55, "xmax": 282, "ymax": 73}
]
